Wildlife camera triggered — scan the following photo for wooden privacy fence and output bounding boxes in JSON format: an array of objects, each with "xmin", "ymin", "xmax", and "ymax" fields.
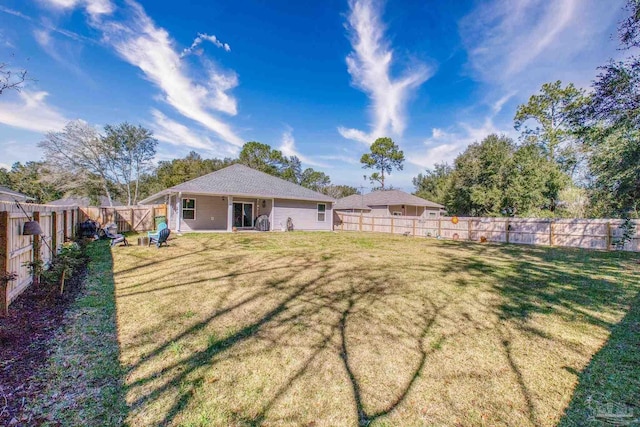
[
  {"xmin": 335, "ymin": 212, "xmax": 640, "ymax": 252},
  {"xmin": 79, "ymin": 204, "xmax": 167, "ymax": 233},
  {"xmin": 0, "ymin": 201, "xmax": 79, "ymax": 316}
]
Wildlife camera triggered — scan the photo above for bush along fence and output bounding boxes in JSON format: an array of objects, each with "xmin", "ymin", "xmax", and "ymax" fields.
[
  {"xmin": 334, "ymin": 212, "xmax": 640, "ymax": 252},
  {"xmin": 0, "ymin": 201, "xmax": 167, "ymax": 315}
]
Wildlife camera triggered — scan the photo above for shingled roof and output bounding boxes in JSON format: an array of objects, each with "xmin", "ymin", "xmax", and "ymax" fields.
[
  {"xmin": 0, "ymin": 185, "xmax": 35, "ymax": 201},
  {"xmin": 139, "ymin": 164, "xmax": 334, "ymax": 204},
  {"xmin": 335, "ymin": 190, "xmax": 443, "ymax": 210}
]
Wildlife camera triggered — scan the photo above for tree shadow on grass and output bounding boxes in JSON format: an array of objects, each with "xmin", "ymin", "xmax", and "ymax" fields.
[
  {"xmin": 558, "ymin": 290, "xmax": 640, "ymax": 426},
  {"xmin": 115, "ymin": 235, "xmax": 640, "ymax": 426}
]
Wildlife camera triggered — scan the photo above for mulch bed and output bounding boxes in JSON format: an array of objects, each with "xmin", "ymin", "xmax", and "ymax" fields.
[{"xmin": 0, "ymin": 268, "xmax": 86, "ymax": 426}]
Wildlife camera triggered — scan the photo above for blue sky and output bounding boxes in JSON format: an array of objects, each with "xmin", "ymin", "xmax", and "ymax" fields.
[{"xmin": 0, "ymin": 0, "xmax": 627, "ymax": 191}]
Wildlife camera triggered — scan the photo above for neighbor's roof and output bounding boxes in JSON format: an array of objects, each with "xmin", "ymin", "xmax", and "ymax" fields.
[
  {"xmin": 48, "ymin": 196, "xmax": 123, "ymax": 207},
  {"xmin": 139, "ymin": 164, "xmax": 334, "ymax": 204},
  {"xmin": 0, "ymin": 185, "xmax": 35, "ymax": 201},
  {"xmin": 335, "ymin": 190, "xmax": 443, "ymax": 210}
]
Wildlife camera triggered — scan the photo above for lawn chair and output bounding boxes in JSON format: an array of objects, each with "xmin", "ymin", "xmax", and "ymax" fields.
[
  {"xmin": 147, "ymin": 222, "xmax": 167, "ymax": 240},
  {"xmin": 104, "ymin": 224, "xmax": 128, "ymax": 247},
  {"xmin": 149, "ymin": 227, "xmax": 170, "ymax": 248}
]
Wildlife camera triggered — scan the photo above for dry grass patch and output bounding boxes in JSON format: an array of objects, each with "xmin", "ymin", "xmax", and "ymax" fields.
[{"xmin": 112, "ymin": 232, "xmax": 639, "ymax": 426}]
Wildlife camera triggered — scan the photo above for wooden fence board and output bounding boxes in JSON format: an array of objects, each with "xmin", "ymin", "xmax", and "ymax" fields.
[{"xmin": 334, "ymin": 212, "xmax": 640, "ymax": 252}]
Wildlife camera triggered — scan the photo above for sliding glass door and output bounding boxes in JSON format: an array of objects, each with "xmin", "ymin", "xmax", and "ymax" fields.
[{"xmin": 232, "ymin": 202, "xmax": 254, "ymax": 228}]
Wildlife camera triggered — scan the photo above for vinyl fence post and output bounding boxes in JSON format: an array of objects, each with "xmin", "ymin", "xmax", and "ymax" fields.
[{"xmin": 0, "ymin": 211, "xmax": 9, "ymax": 316}]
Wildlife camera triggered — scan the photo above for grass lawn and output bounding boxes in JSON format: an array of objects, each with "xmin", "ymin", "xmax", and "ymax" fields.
[{"xmin": 110, "ymin": 232, "xmax": 638, "ymax": 426}]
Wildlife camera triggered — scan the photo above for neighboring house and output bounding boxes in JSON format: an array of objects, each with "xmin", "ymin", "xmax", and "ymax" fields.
[
  {"xmin": 139, "ymin": 164, "xmax": 335, "ymax": 232},
  {"xmin": 48, "ymin": 196, "xmax": 123, "ymax": 207},
  {"xmin": 335, "ymin": 190, "xmax": 444, "ymax": 217},
  {"xmin": 0, "ymin": 186, "xmax": 35, "ymax": 203}
]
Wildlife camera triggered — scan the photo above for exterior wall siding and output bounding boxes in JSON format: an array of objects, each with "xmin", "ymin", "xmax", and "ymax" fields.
[
  {"xmin": 273, "ymin": 199, "xmax": 332, "ymax": 231},
  {"xmin": 180, "ymin": 195, "xmax": 228, "ymax": 231}
]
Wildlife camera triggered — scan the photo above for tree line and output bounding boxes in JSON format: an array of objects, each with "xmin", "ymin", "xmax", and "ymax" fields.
[
  {"xmin": 414, "ymin": 0, "xmax": 640, "ymax": 218},
  {"xmin": 0, "ymin": 124, "xmax": 359, "ymax": 205}
]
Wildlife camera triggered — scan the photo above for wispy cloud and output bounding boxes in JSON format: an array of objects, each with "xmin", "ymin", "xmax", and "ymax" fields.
[
  {"xmin": 181, "ymin": 33, "xmax": 230, "ymax": 58},
  {"xmin": 41, "ymin": 0, "xmax": 244, "ymax": 147},
  {"xmin": 0, "ymin": 90, "xmax": 68, "ymax": 133},
  {"xmin": 459, "ymin": 0, "xmax": 623, "ymax": 92},
  {"xmin": 408, "ymin": 119, "xmax": 503, "ymax": 168},
  {"xmin": 37, "ymin": 0, "xmax": 114, "ymax": 19},
  {"xmin": 96, "ymin": 1, "xmax": 242, "ymax": 145},
  {"xmin": 279, "ymin": 127, "xmax": 328, "ymax": 168},
  {"xmin": 338, "ymin": 0, "xmax": 432, "ymax": 145}
]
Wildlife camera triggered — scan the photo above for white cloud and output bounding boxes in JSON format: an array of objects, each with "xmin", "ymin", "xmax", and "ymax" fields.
[
  {"xmin": 280, "ymin": 127, "xmax": 329, "ymax": 168},
  {"xmin": 408, "ymin": 118, "xmax": 504, "ymax": 168},
  {"xmin": 55, "ymin": 0, "xmax": 243, "ymax": 146},
  {"xmin": 181, "ymin": 33, "xmax": 230, "ymax": 58},
  {"xmin": 38, "ymin": 0, "xmax": 114, "ymax": 19},
  {"xmin": 150, "ymin": 109, "xmax": 212, "ymax": 150},
  {"xmin": 459, "ymin": 0, "xmax": 624, "ymax": 92},
  {"xmin": 338, "ymin": 0, "xmax": 432, "ymax": 145},
  {"xmin": 0, "ymin": 90, "xmax": 68, "ymax": 133}
]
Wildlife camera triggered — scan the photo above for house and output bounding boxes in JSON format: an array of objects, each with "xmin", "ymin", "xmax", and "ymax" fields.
[
  {"xmin": 0, "ymin": 186, "xmax": 35, "ymax": 203},
  {"xmin": 334, "ymin": 190, "xmax": 444, "ymax": 217},
  {"xmin": 48, "ymin": 196, "xmax": 123, "ymax": 207},
  {"xmin": 138, "ymin": 164, "xmax": 335, "ymax": 232}
]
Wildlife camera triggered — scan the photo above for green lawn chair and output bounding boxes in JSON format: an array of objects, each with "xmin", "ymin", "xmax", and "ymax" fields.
[{"xmin": 147, "ymin": 222, "xmax": 167, "ymax": 240}]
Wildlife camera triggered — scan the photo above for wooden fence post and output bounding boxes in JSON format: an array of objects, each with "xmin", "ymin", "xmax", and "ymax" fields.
[
  {"xmin": 606, "ymin": 222, "xmax": 612, "ymax": 250},
  {"xmin": 438, "ymin": 217, "xmax": 442, "ymax": 237},
  {"xmin": 505, "ymin": 218, "xmax": 510, "ymax": 244},
  {"xmin": 130, "ymin": 207, "xmax": 134, "ymax": 232},
  {"xmin": 468, "ymin": 219, "xmax": 472, "ymax": 241},
  {"xmin": 549, "ymin": 220, "xmax": 555, "ymax": 246},
  {"xmin": 412, "ymin": 218, "xmax": 416, "ymax": 236},
  {"xmin": 33, "ymin": 211, "xmax": 41, "ymax": 285},
  {"xmin": 359, "ymin": 213, "xmax": 363, "ymax": 232},
  {"xmin": 0, "ymin": 211, "xmax": 9, "ymax": 316},
  {"xmin": 51, "ymin": 211, "xmax": 57, "ymax": 255},
  {"xmin": 63, "ymin": 210, "xmax": 68, "ymax": 241},
  {"xmin": 391, "ymin": 217, "xmax": 394, "ymax": 234}
]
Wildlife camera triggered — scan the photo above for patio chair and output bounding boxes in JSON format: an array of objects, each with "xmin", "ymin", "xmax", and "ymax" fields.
[
  {"xmin": 104, "ymin": 226, "xmax": 128, "ymax": 247},
  {"xmin": 147, "ymin": 222, "xmax": 168, "ymax": 240},
  {"xmin": 149, "ymin": 227, "xmax": 170, "ymax": 248}
]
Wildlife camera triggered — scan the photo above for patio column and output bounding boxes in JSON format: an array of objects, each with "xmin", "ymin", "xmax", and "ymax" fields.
[
  {"xmin": 176, "ymin": 192, "xmax": 182, "ymax": 233},
  {"xmin": 227, "ymin": 196, "xmax": 233, "ymax": 231},
  {"xmin": 270, "ymin": 199, "xmax": 275, "ymax": 231}
]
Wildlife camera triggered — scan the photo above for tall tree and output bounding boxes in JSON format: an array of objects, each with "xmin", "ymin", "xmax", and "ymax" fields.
[
  {"xmin": 238, "ymin": 142, "xmax": 285, "ymax": 175},
  {"xmin": 102, "ymin": 122, "xmax": 157, "ymax": 205},
  {"xmin": 575, "ymin": 0, "xmax": 640, "ymax": 216},
  {"xmin": 412, "ymin": 163, "xmax": 453, "ymax": 205},
  {"xmin": 39, "ymin": 120, "xmax": 118, "ymax": 205},
  {"xmin": 360, "ymin": 137, "xmax": 404, "ymax": 190},
  {"xmin": 300, "ymin": 168, "xmax": 331, "ymax": 192},
  {"xmin": 4, "ymin": 161, "xmax": 63, "ymax": 203},
  {"xmin": 514, "ymin": 80, "xmax": 588, "ymax": 177}
]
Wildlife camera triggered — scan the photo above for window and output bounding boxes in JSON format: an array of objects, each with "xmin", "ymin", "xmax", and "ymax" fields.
[
  {"xmin": 317, "ymin": 203, "xmax": 326, "ymax": 222},
  {"xmin": 182, "ymin": 198, "xmax": 196, "ymax": 220},
  {"xmin": 429, "ymin": 212, "xmax": 437, "ymax": 217}
]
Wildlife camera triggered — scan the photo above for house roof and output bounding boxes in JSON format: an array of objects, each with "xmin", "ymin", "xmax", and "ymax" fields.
[
  {"xmin": 335, "ymin": 190, "xmax": 444, "ymax": 210},
  {"xmin": 0, "ymin": 185, "xmax": 35, "ymax": 201},
  {"xmin": 139, "ymin": 164, "xmax": 335, "ymax": 204},
  {"xmin": 48, "ymin": 196, "xmax": 123, "ymax": 207}
]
